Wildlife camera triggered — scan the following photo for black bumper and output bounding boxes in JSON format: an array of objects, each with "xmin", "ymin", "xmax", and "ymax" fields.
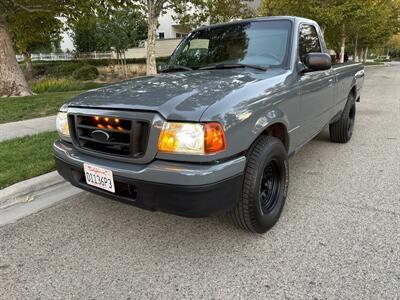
[{"xmin": 55, "ymin": 157, "xmax": 243, "ymax": 218}]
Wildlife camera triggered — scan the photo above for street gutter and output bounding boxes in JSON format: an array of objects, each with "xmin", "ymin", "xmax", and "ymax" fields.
[{"xmin": 0, "ymin": 172, "xmax": 82, "ymax": 226}]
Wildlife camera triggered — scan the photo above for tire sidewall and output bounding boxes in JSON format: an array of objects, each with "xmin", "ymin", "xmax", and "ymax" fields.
[
  {"xmin": 343, "ymin": 94, "xmax": 356, "ymax": 138},
  {"xmin": 246, "ymin": 138, "xmax": 289, "ymax": 233}
]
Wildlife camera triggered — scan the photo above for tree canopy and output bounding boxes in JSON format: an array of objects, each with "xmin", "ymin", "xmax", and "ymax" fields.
[
  {"xmin": 73, "ymin": 8, "xmax": 147, "ymax": 53},
  {"xmin": 0, "ymin": 0, "xmax": 100, "ymax": 96},
  {"xmin": 174, "ymin": 0, "xmax": 256, "ymax": 28},
  {"xmin": 259, "ymin": 0, "xmax": 400, "ymax": 61}
]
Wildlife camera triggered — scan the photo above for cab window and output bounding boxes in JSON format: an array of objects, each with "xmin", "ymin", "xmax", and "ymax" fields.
[{"xmin": 298, "ymin": 24, "xmax": 322, "ymax": 64}]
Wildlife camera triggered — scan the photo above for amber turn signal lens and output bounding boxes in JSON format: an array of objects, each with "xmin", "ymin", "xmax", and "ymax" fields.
[
  {"xmin": 158, "ymin": 128, "xmax": 179, "ymax": 153},
  {"xmin": 204, "ymin": 123, "xmax": 226, "ymax": 154}
]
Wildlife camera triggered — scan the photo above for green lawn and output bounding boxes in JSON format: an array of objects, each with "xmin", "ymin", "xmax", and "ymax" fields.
[
  {"xmin": 0, "ymin": 91, "xmax": 84, "ymax": 124},
  {"xmin": 0, "ymin": 132, "xmax": 59, "ymax": 189}
]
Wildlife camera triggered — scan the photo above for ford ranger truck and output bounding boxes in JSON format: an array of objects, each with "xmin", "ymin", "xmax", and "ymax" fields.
[{"xmin": 54, "ymin": 16, "xmax": 364, "ymax": 233}]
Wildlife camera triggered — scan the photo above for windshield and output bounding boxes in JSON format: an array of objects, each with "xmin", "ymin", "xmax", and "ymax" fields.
[{"xmin": 169, "ymin": 20, "xmax": 292, "ymax": 69}]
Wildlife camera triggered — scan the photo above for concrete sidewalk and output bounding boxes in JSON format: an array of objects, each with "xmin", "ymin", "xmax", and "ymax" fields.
[{"xmin": 0, "ymin": 115, "xmax": 56, "ymax": 142}]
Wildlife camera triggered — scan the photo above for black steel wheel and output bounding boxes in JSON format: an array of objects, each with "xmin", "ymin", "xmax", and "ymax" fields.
[
  {"xmin": 260, "ymin": 160, "xmax": 281, "ymax": 214},
  {"xmin": 230, "ymin": 136, "xmax": 289, "ymax": 233}
]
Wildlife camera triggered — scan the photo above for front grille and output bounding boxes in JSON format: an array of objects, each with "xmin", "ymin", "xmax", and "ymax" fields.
[{"xmin": 72, "ymin": 115, "xmax": 149, "ymax": 158}]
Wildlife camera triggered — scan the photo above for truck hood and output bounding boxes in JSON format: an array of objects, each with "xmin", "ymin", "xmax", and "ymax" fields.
[{"xmin": 68, "ymin": 69, "xmax": 287, "ymax": 121}]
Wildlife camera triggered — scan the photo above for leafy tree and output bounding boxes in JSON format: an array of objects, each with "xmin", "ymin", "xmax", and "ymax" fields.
[
  {"xmin": 114, "ymin": 0, "xmax": 256, "ymax": 75},
  {"xmin": 71, "ymin": 7, "xmax": 147, "ymax": 77},
  {"xmin": 71, "ymin": 15, "xmax": 99, "ymax": 53},
  {"xmin": 0, "ymin": 0, "xmax": 96, "ymax": 97},
  {"xmin": 174, "ymin": 0, "xmax": 256, "ymax": 27},
  {"xmin": 388, "ymin": 33, "xmax": 400, "ymax": 57},
  {"xmin": 8, "ymin": 11, "xmax": 62, "ymax": 79},
  {"xmin": 97, "ymin": 8, "xmax": 147, "ymax": 77},
  {"xmin": 111, "ymin": 0, "xmax": 166, "ymax": 75},
  {"xmin": 96, "ymin": 8, "xmax": 147, "ymax": 54},
  {"xmin": 259, "ymin": 0, "xmax": 400, "ymax": 63}
]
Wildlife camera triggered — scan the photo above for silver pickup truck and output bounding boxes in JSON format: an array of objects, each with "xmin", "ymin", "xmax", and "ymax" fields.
[{"xmin": 54, "ymin": 16, "xmax": 364, "ymax": 233}]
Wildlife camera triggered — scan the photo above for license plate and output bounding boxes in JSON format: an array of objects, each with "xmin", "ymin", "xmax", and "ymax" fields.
[{"xmin": 84, "ymin": 163, "xmax": 115, "ymax": 193}]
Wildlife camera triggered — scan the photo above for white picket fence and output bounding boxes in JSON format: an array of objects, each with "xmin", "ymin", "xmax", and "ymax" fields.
[
  {"xmin": 16, "ymin": 52, "xmax": 113, "ymax": 62},
  {"xmin": 16, "ymin": 39, "xmax": 181, "ymax": 62}
]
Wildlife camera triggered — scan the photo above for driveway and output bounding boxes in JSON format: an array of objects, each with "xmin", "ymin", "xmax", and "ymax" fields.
[{"xmin": 1, "ymin": 64, "xmax": 399, "ymax": 299}]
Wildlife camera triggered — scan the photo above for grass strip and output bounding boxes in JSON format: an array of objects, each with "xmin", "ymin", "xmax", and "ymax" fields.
[
  {"xmin": 0, "ymin": 91, "xmax": 83, "ymax": 124},
  {"xmin": 0, "ymin": 132, "xmax": 59, "ymax": 189}
]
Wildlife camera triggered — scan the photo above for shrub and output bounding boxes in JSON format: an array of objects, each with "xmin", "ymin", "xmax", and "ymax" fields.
[
  {"xmin": 31, "ymin": 78, "xmax": 83, "ymax": 93},
  {"xmin": 45, "ymin": 62, "xmax": 83, "ymax": 77},
  {"xmin": 72, "ymin": 65, "xmax": 99, "ymax": 80},
  {"xmin": 25, "ymin": 61, "xmax": 85, "ymax": 78},
  {"xmin": 24, "ymin": 57, "xmax": 171, "ymax": 77},
  {"xmin": 84, "ymin": 56, "xmax": 171, "ymax": 66},
  {"xmin": 23, "ymin": 57, "xmax": 171, "ymax": 79},
  {"xmin": 31, "ymin": 78, "xmax": 105, "ymax": 93}
]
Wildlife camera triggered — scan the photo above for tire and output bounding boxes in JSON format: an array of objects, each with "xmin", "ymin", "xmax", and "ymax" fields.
[
  {"xmin": 230, "ymin": 136, "xmax": 289, "ymax": 233},
  {"xmin": 329, "ymin": 93, "xmax": 356, "ymax": 143}
]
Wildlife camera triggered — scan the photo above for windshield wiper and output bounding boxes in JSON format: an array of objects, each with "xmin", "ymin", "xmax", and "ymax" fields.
[
  {"xmin": 198, "ymin": 63, "xmax": 267, "ymax": 72},
  {"xmin": 160, "ymin": 65, "xmax": 193, "ymax": 73}
]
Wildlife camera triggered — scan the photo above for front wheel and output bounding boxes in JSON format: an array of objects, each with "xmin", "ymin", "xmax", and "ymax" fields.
[{"xmin": 230, "ymin": 136, "xmax": 289, "ymax": 233}]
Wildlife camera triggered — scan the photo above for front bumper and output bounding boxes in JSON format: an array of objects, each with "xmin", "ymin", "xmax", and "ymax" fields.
[{"xmin": 54, "ymin": 141, "xmax": 245, "ymax": 217}]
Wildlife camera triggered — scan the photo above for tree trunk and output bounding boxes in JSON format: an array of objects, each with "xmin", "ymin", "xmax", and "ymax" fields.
[
  {"xmin": 340, "ymin": 24, "xmax": 346, "ymax": 63},
  {"xmin": 353, "ymin": 35, "xmax": 358, "ymax": 62},
  {"xmin": 360, "ymin": 48, "xmax": 364, "ymax": 63},
  {"xmin": 146, "ymin": 4, "xmax": 158, "ymax": 76},
  {"xmin": 0, "ymin": 18, "xmax": 32, "ymax": 97},
  {"xmin": 123, "ymin": 51, "xmax": 128, "ymax": 79},
  {"xmin": 364, "ymin": 47, "xmax": 369, "ymax": 63},
  {"xmin": 23, "ymin": 53, "xmax": 33, "ymax": 80}
]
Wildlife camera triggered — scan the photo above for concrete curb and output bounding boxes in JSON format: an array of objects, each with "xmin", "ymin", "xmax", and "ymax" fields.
[
  {"xmin": 0, "ymin": 182, "xmax": 82, "ymax": 227},
  {"xmin": 0, "ymin": 171, "xmax": 64, "ymax": 210}
]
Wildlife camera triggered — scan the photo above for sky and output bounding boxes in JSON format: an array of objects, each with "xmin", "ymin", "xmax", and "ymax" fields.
[{"xmin": 60, "ymin": 30, "xmax": 74, "ymax": 51}]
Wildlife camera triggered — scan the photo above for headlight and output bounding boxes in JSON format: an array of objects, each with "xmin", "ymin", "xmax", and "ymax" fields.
[
  {"xmin": 158, "ymin": 122, "xmax": 226, "ymax": 155},
  {"xmin": 56, "ymin": 104, "xmax": 70, "ymax": 140}
]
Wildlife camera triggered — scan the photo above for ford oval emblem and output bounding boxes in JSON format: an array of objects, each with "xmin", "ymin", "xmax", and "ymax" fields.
[{"xmin": 91, "ymin": 130, "xmax": 110, "ymax": 142}]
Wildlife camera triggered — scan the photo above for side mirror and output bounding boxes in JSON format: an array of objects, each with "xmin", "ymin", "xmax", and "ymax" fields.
[
  {"xmin": 304, "ymin": 53, "xmax": 332, "ymax": 71},
  {"xmin": 157, "ymin": 64, "xmax": 168, "ymax": 73}
]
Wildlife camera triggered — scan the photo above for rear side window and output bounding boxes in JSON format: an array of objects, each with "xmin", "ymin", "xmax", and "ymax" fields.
[{"xmin": 298, "ymin": 24, "xmax": 321, "ymax": 64}]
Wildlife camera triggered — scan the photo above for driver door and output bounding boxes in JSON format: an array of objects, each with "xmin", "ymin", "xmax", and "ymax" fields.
[{"xmin": 298, "ymin": 24, "xmax": 335, "ymax": 143}]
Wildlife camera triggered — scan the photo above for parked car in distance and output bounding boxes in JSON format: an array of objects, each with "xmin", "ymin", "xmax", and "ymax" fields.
[{"xmin": 54, "ymin": 16, "xmax": 364, "ymax": 233}]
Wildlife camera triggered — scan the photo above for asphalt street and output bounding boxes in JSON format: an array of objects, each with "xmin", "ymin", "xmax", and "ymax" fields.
[{"xmin": 1, "ymin": 64, "xmax": 399, "ymax": 299}]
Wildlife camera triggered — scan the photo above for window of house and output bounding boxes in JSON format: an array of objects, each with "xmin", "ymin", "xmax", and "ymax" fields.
[
  {"xmin": 298, "ymin": 24, "xmax": 322, "ymax": 64},
  {"xmin": 158, "ymin": 32, "xmax": 165, "ymax": 39}
]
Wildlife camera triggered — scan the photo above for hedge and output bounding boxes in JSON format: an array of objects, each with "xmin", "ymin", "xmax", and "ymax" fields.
[
  {"xmin": 19, "ymin": 57, "xmax": 170, "ymax": 78},
  {"xmin": 72, "ymin": 65, "xmax": 99, "ymax": 80}
]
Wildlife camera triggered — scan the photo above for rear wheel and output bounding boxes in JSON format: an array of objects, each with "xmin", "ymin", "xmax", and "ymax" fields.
[
  {"xmin": 230, "ymin": 136, "xmax": 289, "ymax": 233},
  {"xmin": 329, "ymin": 93, "xmax": 356, "ymax": 143}
]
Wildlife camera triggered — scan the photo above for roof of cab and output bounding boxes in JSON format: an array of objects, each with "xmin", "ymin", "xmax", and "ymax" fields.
[{"xmin": 193, "ymin": 16, "xmax": 317, "ymax": 31}]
